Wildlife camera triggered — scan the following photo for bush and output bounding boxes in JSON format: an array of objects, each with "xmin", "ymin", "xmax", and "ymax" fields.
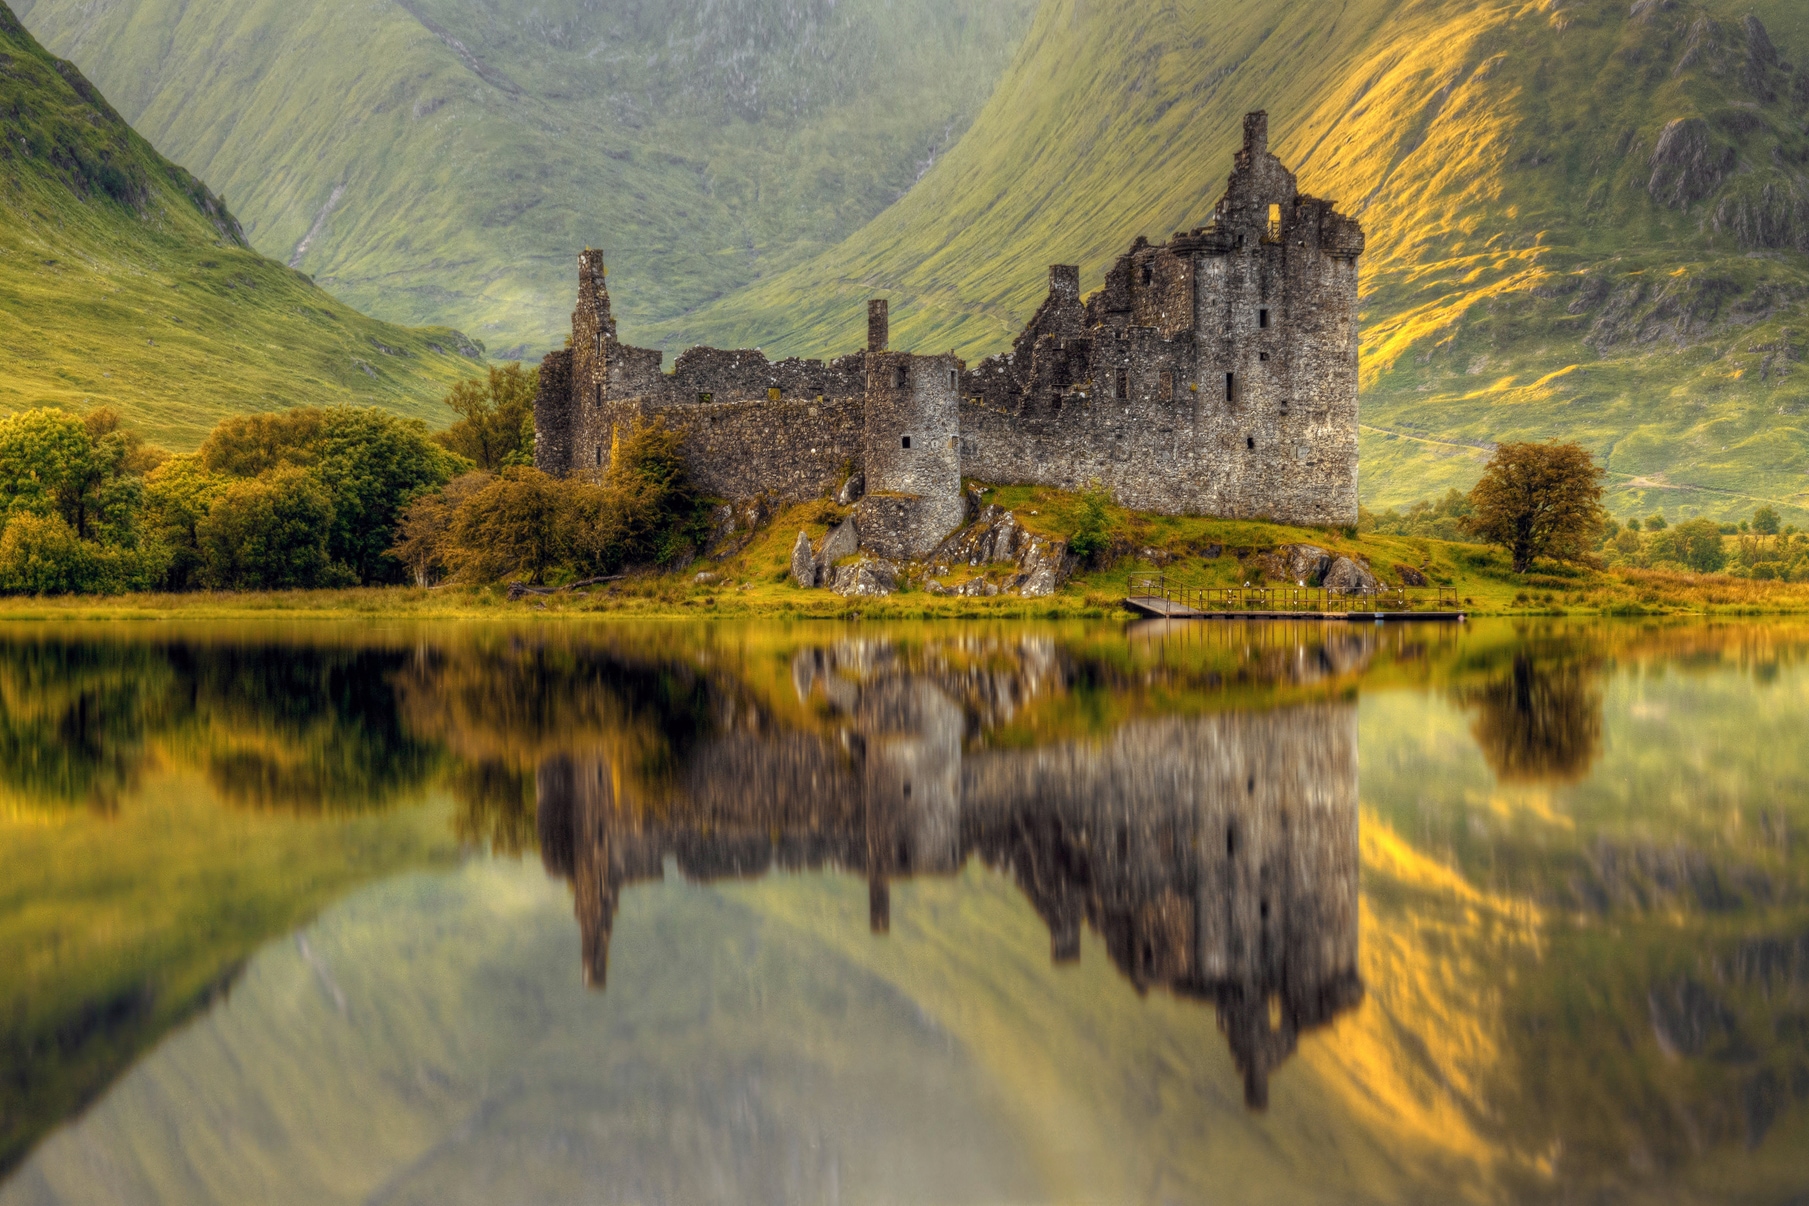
[
  {"xmin": 1670, "ymin": 517, "xmax": 1726, "ymax": 573},
  {"xmin": 434, "ymin": 364, "xmax": 538, "ymax": 472},
  {"xmin": 196, "ymin": 467, "xmax": 339, "ymax": 590},
  {"xmin": 1066, "ymin": 481, "xmax": 1114, "ymax": 563},
  {"xmin": 444, "ymin": 468, "xmax": 568, "ymax": 584},
  {"xmin": 0, "ymin": 514, "xmax": 92, "ymax": 594}
]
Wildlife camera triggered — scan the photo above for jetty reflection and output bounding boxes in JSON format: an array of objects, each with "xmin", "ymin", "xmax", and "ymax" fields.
[{"xmin": 536, "ymin": 637, "xmax": 1363, "ymax": 1108}]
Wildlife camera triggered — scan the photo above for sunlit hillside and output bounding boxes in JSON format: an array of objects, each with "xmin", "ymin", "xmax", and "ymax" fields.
[
  {"xmin": 0, "ymin": 4, "xmax": 484, "ymax": 449},
  {"xmin": 11, "ymin": 0, "xmax": 1038, "ymax": 357},
  {"xmin": 646, "ymin": 0, "xmax": 1809, "ymax": 522}
]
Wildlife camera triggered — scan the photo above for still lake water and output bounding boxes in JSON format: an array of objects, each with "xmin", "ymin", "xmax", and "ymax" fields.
[{"xmin": 0, "ymin": 617, "xmax": 1805, "ymax": 1204}]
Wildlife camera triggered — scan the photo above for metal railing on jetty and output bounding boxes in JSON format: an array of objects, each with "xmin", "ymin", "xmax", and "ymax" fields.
[{"xmin": 1126, "ymin": 573, "xmax": 1461, "ymax": 618}]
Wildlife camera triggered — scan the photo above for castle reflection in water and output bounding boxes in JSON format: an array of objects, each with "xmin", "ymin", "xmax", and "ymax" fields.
[{"xmin": 533, "ymin": 630, "xmax": 1369, "ymax": 1109}]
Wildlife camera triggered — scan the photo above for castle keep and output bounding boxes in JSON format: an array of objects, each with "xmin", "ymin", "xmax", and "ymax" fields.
[{"xmin": 534, "ymin": 112, "xmax": 1363, "ymax": 552}]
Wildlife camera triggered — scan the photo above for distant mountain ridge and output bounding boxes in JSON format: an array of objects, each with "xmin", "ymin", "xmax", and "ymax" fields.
[
  {"xmin": 12, "ymin": 0, "xmax": 1038, "ymax": 356},
  {"xmin": 0, "ymin": 1, "xmax": 482, "ymax": 448},
  {"xmin": 647, "ymin": 0, "xmax": 1809, "ymax": 519}
]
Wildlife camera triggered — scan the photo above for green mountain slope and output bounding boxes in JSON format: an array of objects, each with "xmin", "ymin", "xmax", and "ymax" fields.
[
  {"xmin": 646, "ymin": 0, "xmax": 1809, "ymax": 521},
  {"xmin": 0, "ymin": 3, "xmax": 484, "ymax": 449},
  {"xmin": 12, "ymin": 0, "xmax": 1037, "ymax": 358}
]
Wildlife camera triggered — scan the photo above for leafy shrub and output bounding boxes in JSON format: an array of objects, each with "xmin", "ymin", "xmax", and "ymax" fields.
[
  {"xmin": 0, "ymin": 514, "xmax": 91, "ymax": 594},
  {"xmin": 1670, "ymin": 517, "xmax": 1727, "ymax": 573},
  {"xmin": 1066, "ymin": 481, "xmax": 1114, "ymax": 563},
  {"xmin": 196, "ymin": 466, "xmax": 339, "ymax": 589}
]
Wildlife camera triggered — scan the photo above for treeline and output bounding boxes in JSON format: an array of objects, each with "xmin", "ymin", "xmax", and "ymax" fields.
[
  {"xmin": 1364, "ymin": 456, "xmax": 1806, "ymax": 581},
  {"xmin": 0, "ymin": 365, "xmax": 704, "ymax": 594}
]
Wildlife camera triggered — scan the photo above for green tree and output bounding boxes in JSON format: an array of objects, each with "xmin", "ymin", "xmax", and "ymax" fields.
[
  {"xmin": 197, "ymin": 405, "xmax": 463, "ymax": 584},
  {"xmin": 196, "ymin": 466, "xmax": 337, "ymax": 590},
  {"xmin": 1644, "ymin": 513, "xmax": 1667, "ymax": 531},
  {"xmin": 0, "ymin": 514, "xmax": 92, "ymax": 594},
  {"xmin": 1670, "ymin": 517, "xmax": 1727, "ymax": 573},
  {"xmin": 435, "ymin": 364, "xmax": 538, "ymax": 472},
  {"xmin": 1066, "ymin": 481, "xmax": 1115, "ymax": 563},
  {"xmin": 1752, "ymin": 506, "xmax": 1781, "ymax": 536},
  {"xmin": 141, "ymin": 454, "xmax": 229, "ymax": 590},
  {"xmin": 1463, "ymin": 442, "xmax": 1606, "ymax": 573},
  {"xmin": 0, "ymin": 407, "xmax": 157, "ymax": 543},
  {"xmin": 312, "ymin": 408, "xmax": 464, "ymax": 583}
]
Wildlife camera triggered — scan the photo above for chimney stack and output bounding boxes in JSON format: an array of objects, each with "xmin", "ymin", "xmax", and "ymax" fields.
[{"xmin": 868, "ymin": 299, "xmax": 889, "ymax": 352}]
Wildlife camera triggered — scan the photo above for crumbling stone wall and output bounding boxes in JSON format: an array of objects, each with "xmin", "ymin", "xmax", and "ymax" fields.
[{"xmin": 535, "ymin": 110, "xmax": 1362, "ymax": 534}]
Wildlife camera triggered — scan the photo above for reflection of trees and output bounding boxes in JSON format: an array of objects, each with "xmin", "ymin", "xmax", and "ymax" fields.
[
  {"xmin": 0, "ymin": 640, "xmax": 171, "ymax": 811},
  {"xmin": 533, "ymin": 639, "xmax": 1365, "ymax": 1111},
  {"xmin": 0, "ymin": 639, "xmax": 440, "ymax": 814},
  {"xmin": 1465, "ymin": 654, "xmax": 1603, "ymax": 784}
]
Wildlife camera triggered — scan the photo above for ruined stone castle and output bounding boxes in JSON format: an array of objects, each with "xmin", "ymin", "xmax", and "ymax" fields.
[{"xmin": 534, "ymin": 112, "xmax": 1364, "ymax": 555}]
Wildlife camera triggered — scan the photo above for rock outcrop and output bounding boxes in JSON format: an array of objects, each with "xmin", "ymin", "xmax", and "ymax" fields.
[
  {"xmin": 828, "ymin": 557, "xmax": 898, "ymax": 597},
  {"xmin": 791, "ymin": 519, "xmax": 861, "ymax": 588},
  {"xmin": 928, "ymin": 505, "xmax": 1076, "ymax": 598},
  {"xmin": 1322, "ymin": 555, "xmax": 1380, "ymax": 594}
]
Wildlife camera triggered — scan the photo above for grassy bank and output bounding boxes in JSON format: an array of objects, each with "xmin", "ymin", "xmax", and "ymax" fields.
[{"xmin": 4, "ymin": 485, "xmax": 1808, "ymax": 621}]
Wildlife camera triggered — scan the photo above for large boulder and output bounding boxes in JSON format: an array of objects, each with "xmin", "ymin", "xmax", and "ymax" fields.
[
  {"xmin": 816, "ymin": 518, "xmax": 859, "ymax": 570},
  {"xmin": 1323, "ymin": 555, "xmax": 1380, "ymax": 594},
  {"xmin": 1011, "ymin": 534, "xmax": 1074, "ymax": 598},
  {"xmin": 789, "ymin": 530, "xmax": 817, "ymax": 587},
  {"xmin": 932, "ymin": 504, "xmax": 1026, "ymax": 565},
  {"xmin": 829, "ymin": 558, "xmax": 898, "ymax": 597}
]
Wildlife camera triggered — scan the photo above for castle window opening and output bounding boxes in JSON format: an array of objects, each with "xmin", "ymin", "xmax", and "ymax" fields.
[
  {"xmin": 902, "ymin": 436, "xmax": 912, "ymax": 449},
  {"xmin": 767, "ymin": 387, "xmax": 782, "ymax": 402},
  {"xmin": 596, "ymin": 384, "xmax": 603, "ymax": 407},
  {"xmin": 595, "ymin": 445, "xmax": 603, "ymax": 466},
  {"xmin": 1265, "ymin": 203, "xmax": 1281, "ymax": 242},
  {"xmin": 948, "ymin": 369, "xmax": 956, "ymax": 389},
  {"xmin": 893, "ymin": 365, "xmax": 908, "ymax": 389},
  {"xmin": 1260, "ymin": 351, "xmax": 1270, "ymax": 361},
  {"xmin": 698, "ymin": 392, "xmax": 713, "ymax": 404},
  {"xmin": 1259, "ymin": 308, "xmax": 1270, "ymax": 328},
  {"xmin": 1225, "ymin": 372, "xmax": 1236, "ymax": 402},
  {"xmin": 1141, "ymin": 263, "xmax": 1153, "ymax": 286},
  {"xmin": 1115, "ymin": 369, "xmax": 1129, "ymax": 400},
  {"xmin": 1247, "ymin": 436, "xmax": 1256, "ymax": 450}
]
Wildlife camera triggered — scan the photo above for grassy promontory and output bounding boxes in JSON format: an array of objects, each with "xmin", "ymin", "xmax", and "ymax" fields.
[{"xmin": 6, "ymin": 483, "xmax": 1808, "ymax": 622}]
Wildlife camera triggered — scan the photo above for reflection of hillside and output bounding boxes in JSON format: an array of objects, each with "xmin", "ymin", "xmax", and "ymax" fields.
[{"xmin": 536, "ymin": 640, "xmax": 1362, "ymax": 1109}]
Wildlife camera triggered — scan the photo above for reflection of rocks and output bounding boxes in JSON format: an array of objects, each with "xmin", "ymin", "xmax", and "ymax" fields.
[
  {"xmin": 1465, "ymin": 654, "xmax": 1602, "ymax": 784},
  {"xmin": 537, "ymin": 639, "xmax": 1362, "ymax": 1109}
]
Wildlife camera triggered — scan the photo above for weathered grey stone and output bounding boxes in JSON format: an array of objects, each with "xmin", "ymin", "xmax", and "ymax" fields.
[
  {"xmin": 789, "ymin": 530, "xmax": 817, "ymax": 588},
  {"xmin": 1394, "ymin": 563, "xmax": 1428, "ymax": 587},
  {"xmin": 1263, "ymin": 543, "xmax": 1333, "ymax": 585},
  {"xmin": 537, "ymin": 113, "xmax": 1362, "ymax": 534},
  {"xmin": 815, "ymin": 519, "xmax": 860, "ymax": 572},
  {"xmin": 1011, "ymin": 535, "xmax": 1074, "ymax": 598},
  {"xmin": 1323, "ymin": 556, "xmax": 1379, "ymax": 594},
  {"xmin": 693, "ymin": 571, "xmax": 719, "ymax": 585},
  {"xmin": 836, "ymin": 473, "xmax": 865, "ymax": 506},
  {"xmin": 829, "ymin": 558, "xmax": 898, "ymax": 597},
  {"xmin": 933, "ymin": 505, "xmax": 1024, "ymax": 566}
]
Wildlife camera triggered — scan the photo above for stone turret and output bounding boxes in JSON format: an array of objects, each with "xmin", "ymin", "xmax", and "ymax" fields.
[{"xmin": 856, "ymin": 346, "xmax": 964, "ymax": 559}]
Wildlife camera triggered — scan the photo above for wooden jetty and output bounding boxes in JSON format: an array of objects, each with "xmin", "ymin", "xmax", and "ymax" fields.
[{"xmin": 1123, "ymin": 575, "xmax": 1466, "ymax": 623}]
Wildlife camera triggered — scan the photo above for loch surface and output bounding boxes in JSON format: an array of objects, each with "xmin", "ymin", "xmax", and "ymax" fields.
[{"xmin": 1, "ymin": 618, "xmax": 1806, "ymax": 1204}]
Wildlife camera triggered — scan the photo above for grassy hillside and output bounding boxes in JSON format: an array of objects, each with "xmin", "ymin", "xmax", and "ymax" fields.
[
  {"xmin": 0, "ymin": 3, "xmax": 484, "ymax": 449},
  {"xmin": 643, "ymin": 0, "xmax": 1809, "ymax": 523},
  {"xmin": 12, "ymin": 0, "xmax": 1037, "ymax": 358}
]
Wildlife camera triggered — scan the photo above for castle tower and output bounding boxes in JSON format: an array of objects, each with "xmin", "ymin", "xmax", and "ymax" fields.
[
  {"xmin": 854, "ymin": 302, "xmax": 965, "ymax": 559},
  {"xmin": 1188, "ymin": 110, "xmax": 1364, "ymax": 526}
]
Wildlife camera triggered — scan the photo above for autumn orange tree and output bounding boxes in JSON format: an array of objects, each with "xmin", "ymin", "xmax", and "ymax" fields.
[{"xmin": 1463, "ymin": 441, "xmax": 1606, "ymax": 573}]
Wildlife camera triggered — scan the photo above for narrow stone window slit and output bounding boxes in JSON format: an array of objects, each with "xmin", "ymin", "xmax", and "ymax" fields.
[
  {"xmin": 1225, "ymin": 372, "xmax": 1235, "ymax": 402},
  {"xmin": 1141, "ymin": 263, "xmax": 1153, "ymax": 286},
  {"xmin": 1115, "ymin": 369, "xmax": 1129, "ymax": 400},
  {"xmin": 901, "ymin": 436, "xmax": 911, "ymax": 449},
  {"xmin": 893, "ymin": 365, "xmax": 908, "ymax": 388},
  {"xmin": 1259, "ymin": 308, "xmax": 1270, "ymax": 329},
  {"xmin": 1247, "ymin": 436, "xmax": 1255, "ymax": 450}
]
